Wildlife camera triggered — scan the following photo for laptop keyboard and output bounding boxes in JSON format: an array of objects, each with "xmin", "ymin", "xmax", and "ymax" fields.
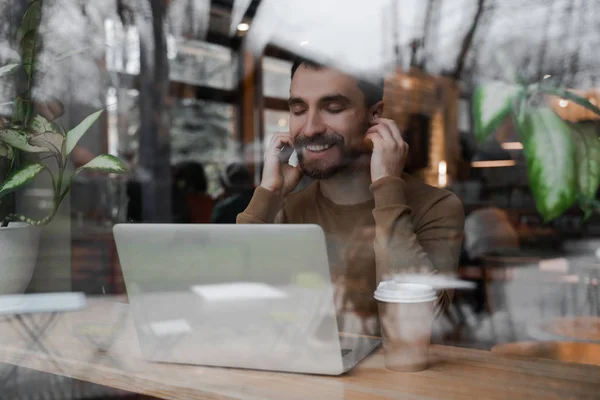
[{"xmin": 341, "ymin": 349, "xmax": 352, "ymax": 357}]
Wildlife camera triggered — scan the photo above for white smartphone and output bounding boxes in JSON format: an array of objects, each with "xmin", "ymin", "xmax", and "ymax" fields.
[
  {"xmin": 278, "ymin": 144, "xmax": 298, "ymax": 167},
  {"xmin": 289, "ymin": 149, "xmax": 299, "ymax": 167}
]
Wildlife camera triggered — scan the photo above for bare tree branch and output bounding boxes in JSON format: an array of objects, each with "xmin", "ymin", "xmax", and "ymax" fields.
[
  {"xmin": 535, "ymin": 0, "xmax": 555, "ymax": 80},
  {"xmin": 420, "ymin": 0, "xmax": 437, "ymax": 71},
  {"xmin": 452, "ymin": 0, "xmax": 486, "ymax": 80}
]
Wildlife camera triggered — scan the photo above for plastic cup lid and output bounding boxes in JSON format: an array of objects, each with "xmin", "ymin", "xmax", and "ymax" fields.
[{"xmin": 373, "ymin": 281, "xmax": 437, "ymax": 303}]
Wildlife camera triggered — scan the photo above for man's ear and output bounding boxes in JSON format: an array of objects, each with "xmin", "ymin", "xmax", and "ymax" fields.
[{"xmin": 370, "ymin": 101, "xmax": 384, "ymax": 120}]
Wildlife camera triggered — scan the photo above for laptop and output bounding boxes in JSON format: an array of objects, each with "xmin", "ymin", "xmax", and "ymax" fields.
[{"xmin": 113, "ymin": 223, "xmax": 381, "ymax": 375}]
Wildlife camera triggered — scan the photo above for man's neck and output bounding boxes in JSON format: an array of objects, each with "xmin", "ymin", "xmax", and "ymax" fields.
[{"xmin": 319, "ymin": 167, "xmax": 372, "ymax": 206}]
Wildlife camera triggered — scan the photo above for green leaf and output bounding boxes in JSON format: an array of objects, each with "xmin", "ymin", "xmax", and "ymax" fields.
[
  {"xmin": 30, "ymin": 114, "xmax": 60, "ymax": 135},
  {"xmin": 65, "ymin": 109, "xmax": 103, "ymax": 156},
  {"xmin": 0, "ymin": 163, "xmax": 44, "ymax": 199},
  {"xmin": 0, "ymin": 142, "xmax": 15, "ymax": 160},
  {"xmin": 577, "ymin": 195, "xmax": 600, "ymax": 221},
  {"xmin": 581, "ymin": 200, "xmax": 594, "ymax": 221},
  {"xmin": 20, "ymin": 31, "xmax": 37, "ymax": 79},
  {"xmin": 61, "ymin": 136, "xmax": 67, "ymax": 162},
  {"xmin": 76, "ymin": 154, "xmax": 127, "ymax": 174},
  {"xmin": 517, "ymin": 107, "xmax": 577, "ymax": 221},
  {"xmin": 571, "ymin": 123, "xmax": 600, "ymax": 200},
  {"xmin": 473, "ymin": 82, "xmax": 524, "ymax": 143},
  {"xmin": 16, "ymin": 0, "xmax": 42, "ymax": 44},
  {"xmin": 541, "ymin": 87, "xmax": 600, "ymax": 117},
  {"xmin": 0, "ymin": 143, "xmax": 9, "ymax": 158},
  {"xmin": 0, "ymin": 63, "xmax": 20, "ymax": 79},
  {"xmin": 0, "ymin": 129, "xmax": 48, "ymax": 153},
  {"xmin": 30, "ymin": 131, "xmax": 64, "ymax": 154}
]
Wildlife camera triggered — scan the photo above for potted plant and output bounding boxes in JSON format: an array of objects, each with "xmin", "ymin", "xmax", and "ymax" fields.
[
  {"xmin": 473, "ymin": 75, "xmax": 600, "ymax": 222},
  {"xmin": 0, "ymin": 0, "xmax": 127, "ymax": 294}
]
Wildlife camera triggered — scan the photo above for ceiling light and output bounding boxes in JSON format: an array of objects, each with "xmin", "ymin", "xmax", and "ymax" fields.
[
  {"xmin": 471, "ymin": 160, "xmax": 516, "ymax": 168},
  {"xmin": 300, "ymin": 40, "xmax": 309, "ymax": 46},
  {"xmin": 543, "ymin": 74, "xmax": 551, "ymax": 79},
  {"xmin": 559, "ymin": 99, "xmax": 569, "ymax": 108},
  {"xmin": 237, "ymin": 22, "xmax": 250, "ymax": 32},
  {"xmin": 501, "ymin": 142, "xmax": 523, "ymax": 150}
]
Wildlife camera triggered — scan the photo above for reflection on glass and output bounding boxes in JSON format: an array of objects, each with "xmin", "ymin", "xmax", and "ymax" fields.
[
  {"xmin": 263, "ymin": 57, "xmax": 292, "ymax": 99},
  {"xmin": 105, "ymin": 19, "xmax": 236, "ymax": 91},
  {"xmin": 170, "ymin": 39, "xmax": 237, "ymax": 89},
  {"xmin": 170, "ymin": 99, "xmax": 237, "ymax": 196},
  {"xmin": 104, "ymin": 18, "xmax": 140, "ymax": 75},
  {"xmin": 264, "ymin": 109, "xmax": 289, "ymax": 148}
]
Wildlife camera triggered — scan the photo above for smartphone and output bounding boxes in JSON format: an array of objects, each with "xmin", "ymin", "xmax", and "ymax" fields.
[
  {"xmin": 289, "ymin": 149, "xmax": 299, "ymax": 167},
  {"xmin": 277, "ymin": 144, "xmax": 297, "ymax": 166}
]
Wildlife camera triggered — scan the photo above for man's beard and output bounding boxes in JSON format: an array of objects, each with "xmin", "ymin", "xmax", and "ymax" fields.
[{"xmin": 294, "ymin": 131, "xmax": 365, "ymax": 180}]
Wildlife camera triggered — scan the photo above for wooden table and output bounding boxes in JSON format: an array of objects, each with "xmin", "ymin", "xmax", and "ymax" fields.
[
  {"xmin": 528, "ymin": 316, "xmax": 600, "ymax": 343},
  {"xmin": 0, "ymin": 297, "xmax": 598, "ymax": 400},
  {"xmin": 492, "ymin": 341, "xmax": 600, "ymax": 367}
]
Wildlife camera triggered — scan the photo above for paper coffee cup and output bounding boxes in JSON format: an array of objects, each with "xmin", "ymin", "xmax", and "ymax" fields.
[
  {"xmin": 374, "ymin": 282, "xmax": 437, "ymax": 303},
  {"xmin": 374, "ymin": 281, "xmax": 437, "ymax": 372}
]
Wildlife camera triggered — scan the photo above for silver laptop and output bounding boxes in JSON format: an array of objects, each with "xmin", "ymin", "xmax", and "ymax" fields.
[{"xmin": 113, "ymin": 223, "xmax": 381, "ymax": 375}]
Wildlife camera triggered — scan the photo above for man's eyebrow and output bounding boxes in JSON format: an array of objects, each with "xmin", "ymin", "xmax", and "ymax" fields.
[
  {"xmin": 319, "ymin": 94, "xmax": 351, "ymax": 104},
  {"xmin": 287, "ymin": 94, "xmax": 351, "ymax": 107},
  {"xmin": 287, "ymin": 97, "xmax": 305, "ymax": 106}
]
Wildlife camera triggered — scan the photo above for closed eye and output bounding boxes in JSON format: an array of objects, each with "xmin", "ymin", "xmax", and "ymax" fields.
[{"xmin": 292, "ymin": 109, "xmax": 306, "ymax": 116}]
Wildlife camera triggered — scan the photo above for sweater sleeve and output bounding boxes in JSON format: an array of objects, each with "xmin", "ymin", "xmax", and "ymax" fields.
[
  {"xmin": 236, "ymin": 186, "xmax": 287, "ymax": 224},
  {"xmin": 371, "ymin": 176, "xmax": 465, "ymax": 312}
]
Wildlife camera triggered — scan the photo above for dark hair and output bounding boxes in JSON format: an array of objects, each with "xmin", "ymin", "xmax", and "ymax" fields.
[
  {"xmin": 221, "ymin": 162, "xmax": 252, "ymax": 189},
  {"xmin": 291, "ymin": 59, "xmax": 383, "ymax": 107},
  {"xmin": 173, "ymin": 161, "xmax": 208, "ymax": 193}
]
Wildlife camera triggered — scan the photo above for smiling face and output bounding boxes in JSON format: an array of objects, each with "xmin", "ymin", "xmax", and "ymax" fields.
[{"xmin": 288, "ymin": 65, "xmax": 380, "ymax": 179}]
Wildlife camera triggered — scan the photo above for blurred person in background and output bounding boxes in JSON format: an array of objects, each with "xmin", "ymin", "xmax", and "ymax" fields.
[
  {"xmin": 464, "ymin": 207, "xmax": 520, "ymax": 261},
  {"xmin": 172, "ymin": 161, "xmax": 213, "ymax": 223},
  {"xmin": 462, "ymin": 206, "xmax": 520, "ymax": 314},
  {"xmin": 210, "ymin": 163, "xmax": 255, "ymax": 224},
  {"xmin": 237, "ymin": 59, "xmax": 464, "ymax": 335}
]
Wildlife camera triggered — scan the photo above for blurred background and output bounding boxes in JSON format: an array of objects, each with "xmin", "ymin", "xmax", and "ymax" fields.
[{"xmin": 0, "ymin": 0, "xmax": 600, "ymax": 397}]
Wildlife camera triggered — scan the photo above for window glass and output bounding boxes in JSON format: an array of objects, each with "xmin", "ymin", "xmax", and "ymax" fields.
[
  {"xmin": 170, "ymin": 39, "xmax": 237, "ymax": 90},
  {"xmin": 171, "ymin": 98, "xmax": 237, "ymax": 196},
  {"xmin": 263, "ymin": 56, "xmax": 292, "ymax": 98},
  {"xmin": 264, "ymin": 109, "xmax": 290, "ymax": 148}
]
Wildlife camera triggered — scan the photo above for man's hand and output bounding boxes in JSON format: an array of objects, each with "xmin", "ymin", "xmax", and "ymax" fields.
[
  {"xmin": 365, "ymin": 118, "xmax": 408, "ymax": 183},
  {"xmin": 260, "ymin": 133, "xmax": 304, "ymax": 197}
]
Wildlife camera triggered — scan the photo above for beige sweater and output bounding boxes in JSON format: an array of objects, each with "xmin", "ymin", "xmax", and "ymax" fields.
[{"xmin": 237, "ymin": 174, "xmax": 464, "ymax": 333}]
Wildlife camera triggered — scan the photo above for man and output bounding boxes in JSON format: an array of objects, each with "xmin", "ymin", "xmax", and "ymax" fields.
[{"xmin": 237, "ymin": 60, "xmax": 464, "ymax": 335}]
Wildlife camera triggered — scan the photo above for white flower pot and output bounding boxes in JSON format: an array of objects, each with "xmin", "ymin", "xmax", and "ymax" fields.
[{"xmin": 0, "ymin": 222, "xmax": 41, "ymax": 294}]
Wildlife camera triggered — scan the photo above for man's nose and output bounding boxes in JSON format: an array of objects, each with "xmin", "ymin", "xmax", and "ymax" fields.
[{"xmin": 302, "ymin": 110, "xmax": 326, "ymax": 137}]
